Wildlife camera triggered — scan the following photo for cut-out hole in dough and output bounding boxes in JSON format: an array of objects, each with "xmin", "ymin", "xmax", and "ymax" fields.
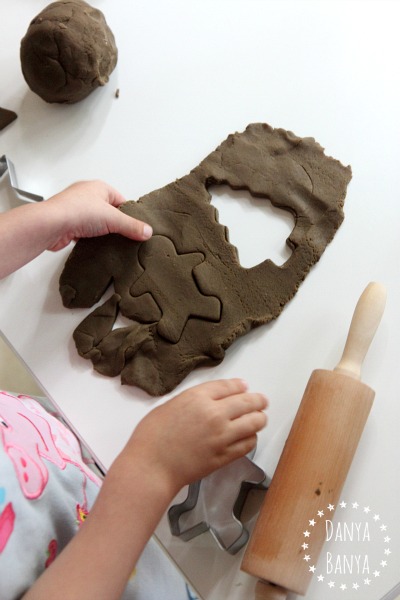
[
  {"xmin": 112, "ymin": 312, "xmax": 133, "ymax": 330},
  {"xmin": 209, "ymin": 185, "xmax": 295, "ymax": 267}
]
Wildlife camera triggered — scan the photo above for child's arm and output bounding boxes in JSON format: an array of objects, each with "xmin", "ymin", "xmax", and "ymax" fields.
[
  {"xmin": 23, "ymin": 378, "xmax": 268, "ymax": 600},
  {"xmin": 0, "ymin": 180, "xmax": 152, "ymax": 279}
]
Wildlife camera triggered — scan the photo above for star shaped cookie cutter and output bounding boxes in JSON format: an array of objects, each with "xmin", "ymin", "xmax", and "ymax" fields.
[
  {"xmin": 0, "ymin": 155, "xmax": 43, "ymax": 203},
  {"xmin": 168, "ymin": 450, "xmax": 270, "ymax": 554}
]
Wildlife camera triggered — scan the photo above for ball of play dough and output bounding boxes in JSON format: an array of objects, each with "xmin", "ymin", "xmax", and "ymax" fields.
[{"xmin": 20, "ymin": 0, "xmax": 118, "ymax": 104}]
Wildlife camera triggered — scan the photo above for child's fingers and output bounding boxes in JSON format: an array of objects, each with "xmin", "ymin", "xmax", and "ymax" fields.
[
  {"xmin": 104, "ymin": 183, "xmax": 127, "ymax": 207},
  {"xmin": 226, "ymin": 410, "xmax": 267, "ymax": 445},
  {"xmin": 108, "ymin": 211, "xmax": 153, "ymax": 241},
  {"xmin": 193, "ymin": 378, "xmax": 249, "ymax": 400},
  {"xmin": 225, "ymin": 434, "xmax": 259, "ymax": 462},
  {"xmin": 223, "ymin": 392, "xmax": 268, "ymax": 420}
]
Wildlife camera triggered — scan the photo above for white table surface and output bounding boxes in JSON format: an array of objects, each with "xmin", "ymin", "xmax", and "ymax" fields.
[{"xmin": 1, "ymin": 1, "xmax": 399, "ymax": 599}]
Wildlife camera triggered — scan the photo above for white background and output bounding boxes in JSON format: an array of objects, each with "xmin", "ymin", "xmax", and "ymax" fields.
[{"xmin": 1, "ymin": 1, "xmax": 399, "ymax": 599}]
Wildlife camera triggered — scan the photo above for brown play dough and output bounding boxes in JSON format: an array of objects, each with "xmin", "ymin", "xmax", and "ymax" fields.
[
  {"xmin": 59, "ymin": 123, "xmax": 352, "ymax": 396},
  {"xmin": 20, "ymin": 0, "xmax": 117, "ymax": 104},
  {"xmin": 0, "ymin": 108, "xmax": 17, "ymax": 131}
]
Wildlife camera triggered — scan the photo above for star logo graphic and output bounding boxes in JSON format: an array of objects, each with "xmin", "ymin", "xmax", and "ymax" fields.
[{"xmin": 301, "ymin": 499, "xmax": 392, "ymax": 592}]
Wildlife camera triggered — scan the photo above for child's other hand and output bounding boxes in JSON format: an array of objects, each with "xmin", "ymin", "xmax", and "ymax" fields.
[
  {"xmin": 20, "ymin": 380, "xmax": 267, "ymax": 599},
  {"xmin": 122, "ymin": 379, "xmax": 268, "ymax": 496},
  {"xmin": 46, "ymin": 180, "xmax": 152, "ymax": 251}
]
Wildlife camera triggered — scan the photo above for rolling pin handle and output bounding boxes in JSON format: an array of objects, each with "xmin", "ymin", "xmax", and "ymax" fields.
[
  {"xmin": 334, "ymin": 281, "xmax": 387, "ymax": 380},
  {"xmin": 255, "ymin": 580, "xmax": 288, "ymax": 600}
]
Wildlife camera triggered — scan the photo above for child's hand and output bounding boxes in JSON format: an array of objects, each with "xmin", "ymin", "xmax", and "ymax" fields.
[
  {"xmin": 121, "ymin": 379, "xmax": 268, "ymax": 496},
  {"xmin": 0, "ymin": 180, "xmax": 153, "ymax": 279},
  {"xmin": 46, "ymin": 180, "xmax": 153, "ymax": 251},
  {"xmin": 21, "ymin": 379, "xmax": 267, "ymax": 599}
]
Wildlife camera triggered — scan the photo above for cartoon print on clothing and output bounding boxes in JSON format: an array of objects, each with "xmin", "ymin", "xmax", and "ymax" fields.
[
  {"xmin": 0, "ymin": 501, "xmax": 15, "ymax": 553},
  {"xmin": 0, "ymin": 392, "xmax": 199, "ymax": 600},
  {"xmin": 76, "ymin": 503, "xmax": 89, "ymax": 527},
  {"xmin": 45, "ymin": 539, "xmax": 58, "ymax": 568},
  {"xmin": 0, "ymin": 391, "xmax": 101, "ymax": 500},
  {"xmin": 0, "ymin": 392, "xmax": 105, "ymax": 600}
]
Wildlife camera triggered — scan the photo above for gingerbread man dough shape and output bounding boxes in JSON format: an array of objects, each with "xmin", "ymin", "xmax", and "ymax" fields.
[{"xmin": 60, "ymin": 123, "xmax": 351, "ymax": 396}]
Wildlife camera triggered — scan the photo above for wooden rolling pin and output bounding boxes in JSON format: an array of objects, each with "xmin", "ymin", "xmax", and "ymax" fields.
[{"xmin": 241, "ymin": 282, "xmax": 387, "ymax": 599}]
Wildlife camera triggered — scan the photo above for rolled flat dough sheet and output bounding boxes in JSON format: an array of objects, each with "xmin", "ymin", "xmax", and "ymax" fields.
[{"xmin": 60, "ymin": 123, "xmax": 351, "ymax": 396}]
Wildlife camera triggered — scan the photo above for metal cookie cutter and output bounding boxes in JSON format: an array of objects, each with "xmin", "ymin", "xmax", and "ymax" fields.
[
  {"xmin": 168, "ymin": 450, "xmax": 270, "ymax": 555},
  {"xmin": 0, "ymin": 155, "xmax": 43, "ymax": 203},
  {"xmin": 379, "ymin": 582, "xmax": 400, "ymax": 600}
]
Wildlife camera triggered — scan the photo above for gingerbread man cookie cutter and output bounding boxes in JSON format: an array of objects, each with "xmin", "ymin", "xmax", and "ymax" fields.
[
  {"xmin": 378, "ymin": 582, "xmax": 400, "ymax": 600},
  {"xmin": 0, "ymin": 155, "xmax": 43, "ymax": 203},
  {"xmin": 168, "ymin": 450, "xmax": 269, "ymax": 554}
]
